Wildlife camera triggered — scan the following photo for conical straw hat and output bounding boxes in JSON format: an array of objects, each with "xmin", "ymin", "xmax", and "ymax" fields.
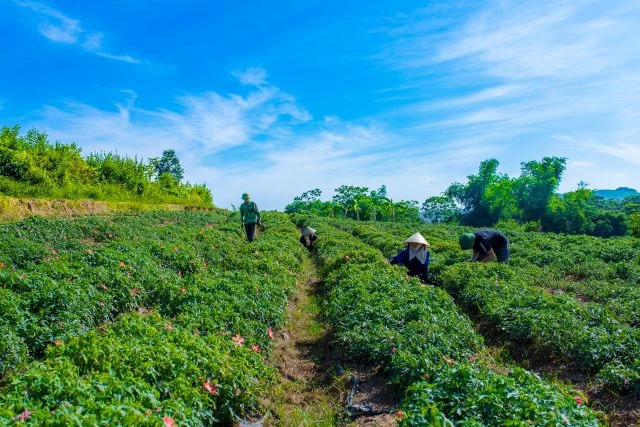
[
  {"xmin": 404, "ymin": 232, "xmax": 430, "ymax": 247},
  {"xmin": 301, "ymin": 227, "xmax": 316, "ymax": 236}
]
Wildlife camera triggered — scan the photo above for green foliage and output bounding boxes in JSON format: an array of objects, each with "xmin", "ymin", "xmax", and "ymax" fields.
[
  {"xmin": 422, "ymin": 195, "xmax": 458, "ymax": 223},
  {"xmin": 515, "ymin": 156, "xmax": 567, "ymax": 223},
  {"xmin": 401, "ymin": 364, "xmax": 596, "ymax": 426},
  {"xmin": 350, "ymin": 218, "xmax": 640, "ymax": 396},
  {"xmin": 312, "ymin": 218, "xmax": 601, "ymax": 425},
  {"xmin": 150, "ymin": 149, "xmax": 185, "ymax": 182},
  {"xmin": 631, "ymin": 212, "xmax": 640, "ymax": 237},
  {"xmin": 286, "ymin": 158, "xmax": 634, "ymax": 236},
  {"xmin": 286, "ymin": 186, "xmax": 421, "ymax": 222},
  {"xmin": 447, "ymin": 159, "xmax": 506, "ymax": 226},
  {"xmin": 0, "ymin": 126, "xmax": 95, "ymax": 188},
  {"xmin": 0, "ymin": 125, "xmax": 212, "ymax": 207},
  {"xmin": 447, "ymin": 156, "xmax": 631, "ymax": 236},
  {"xmin": 0, "ymin": 210, "xmax": 306, "ymax": 424}
]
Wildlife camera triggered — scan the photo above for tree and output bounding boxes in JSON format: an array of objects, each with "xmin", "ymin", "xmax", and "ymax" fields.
[
  {"xmin": 285, "ymin": 189, "xmax": 324, "ymax": 214},
  {"xmin": 391, "ymin": 200, "xmax": 420, "ymax": 222},
  {"xmin": 446, "ymin": 159, "xmax": 506, "ymax": 226},
  {"xmin": 630, "ymin": 213, "xmax": 640, "ymax": 237},
  {"xmin": 483, "ymin": 178, "xmax": 521, "ymax": 222},
  {"xmin": 379, "ymin": 197, "xmax": 395, "ymax": 222},
  {"xmin": 545, "ymin": 188, "xmax": 594, "ymax": 234},
  {"xmin": 299, "ymin": 188, "xmax": 322, "ymax": 203},
  {"xmin": 514, "ymin": 157, "xmax": 566, "ymax": 224},
  {"xmin": 422, "ymin": 195, "xmax": 459, "ymax": 223},
  {"xmin": 333, "ymin": 185, "xmax": 369, "ymax": 220},
  {"xmin": 370, "ymin": 185, "xmax": 388, "ymax": 200},
  {"xmin": 150, "ymin": 149, "xmax": 184, "ymax": 182},
  {"xmin": 591, "ymin": 211, "xmax": 627, "ymax": 237}
]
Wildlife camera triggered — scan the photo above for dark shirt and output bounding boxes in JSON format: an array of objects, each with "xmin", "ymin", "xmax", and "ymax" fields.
[
  {"xmin": 473, "ymin": 230, "xmax": 509, "ymax": 262},
  {"xmin": 389, "ymin": 248, "xmax": 430, "ymax": 282},
  {"xmin": 299, "ymin": 233, "xmax": 318, "ymax": 251}
]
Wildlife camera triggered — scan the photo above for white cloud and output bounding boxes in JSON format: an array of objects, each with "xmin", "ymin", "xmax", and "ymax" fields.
[
  {"xmin": 23, "ymin": 70, "xmax": 321, "ymax": 208},
  {"xmin": 594, "ymin": 143, "xmax": 640, "ymax": 165},
  {"xmin": 23, "ymin": 66, "xmax": 495, "ymax": 209},
  {"xmin": 35, "ymin": 72, "xmax": 312, "ymax": 157},
  {"xmin": 568, "ymin": 160, "xmax": 594, "ymax": 168},
  {"xmin": 375, "ymin": 0, "xmax": 640, "ymax": 184},
  {"xmin": 14, "ymin": 0, "xmax": 139, "ymax": 63},
  {"xmin": 232, "ymin": 68, "xmax": 268, "ymax": 86}
]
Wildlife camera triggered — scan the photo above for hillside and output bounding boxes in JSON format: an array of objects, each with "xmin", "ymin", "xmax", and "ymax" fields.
[
  {"xmin": 0, "ymin": 125, "xmax": 212, "ymax": 207},
  {"xmin": 595, "ymin": 187, "xmax": 638, "ymax": 200}
]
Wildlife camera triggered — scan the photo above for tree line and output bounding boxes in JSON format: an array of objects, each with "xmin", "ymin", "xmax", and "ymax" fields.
[
  {"xmin": 0, "ymin": 125, "xmax": 212, "ymax": 206},
  {"xmin": 285, "ymin": 185, "xmax": 421, "ymax": 223},
  {"xmin": 286, "ymin": 157, "xmax": 640, "ymax": 237}
]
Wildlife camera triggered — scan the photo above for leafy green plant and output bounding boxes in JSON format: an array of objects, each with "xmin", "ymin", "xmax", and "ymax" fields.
[
  {"xmin": 311, "ymin": 218, "xmax": 601, "ymax": 425},
  {"xmin": 0, "ymin": 125, "xmax": 212, "ymax": 206},
  {"xmin": 0, "ymin": 210, "xmax": 306, "ymax": 424}
]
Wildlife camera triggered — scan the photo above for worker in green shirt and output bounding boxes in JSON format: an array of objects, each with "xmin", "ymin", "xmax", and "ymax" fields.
[{"xmin": 240, "ymin": 192, "xmax": 262, "ymax": 242}]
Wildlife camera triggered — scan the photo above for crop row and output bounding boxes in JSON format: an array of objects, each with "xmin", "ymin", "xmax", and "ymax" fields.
[
  {"xmin": 0, "ymin": 211, "xmax": 306, "ymax": 424},
  {"xmin": 310, "ymin": 218, "xmax": 600, "ymax": 425},
  {"xmin": 345, "ymin": 220, "xmax": 640, "ymax": 394}
]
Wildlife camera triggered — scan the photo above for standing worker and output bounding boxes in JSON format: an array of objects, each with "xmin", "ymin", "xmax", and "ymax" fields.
[
  {"xmin": 240, "ymin": 193, "xmax": 262, "ymax": 242},
  {"xmin": 459, "ymin": 230, "xmax": 510, "ymax": 263},
  {"xmin": 389, "ymin": 232, "xmax": 431, "ymax": 282}
]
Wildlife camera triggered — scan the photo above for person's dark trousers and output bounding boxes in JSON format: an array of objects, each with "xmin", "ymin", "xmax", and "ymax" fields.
[
  {"xmin": 495, "ymin": 241, "xmax": 510, "ymax": 263},
  {"xmin": 245, "ymin": 222, "xmax": 256, "ymax": 242}
]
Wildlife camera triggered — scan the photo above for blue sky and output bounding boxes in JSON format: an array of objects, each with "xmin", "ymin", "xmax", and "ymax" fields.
[{"xmin": 1, "ymin": 0, "xmax": 639, "ymax": 209}]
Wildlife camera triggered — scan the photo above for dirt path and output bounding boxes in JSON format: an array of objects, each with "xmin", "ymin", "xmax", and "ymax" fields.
[{"xmin": 264, "ymin": 257, "xmax": 400, "ymax": 426}]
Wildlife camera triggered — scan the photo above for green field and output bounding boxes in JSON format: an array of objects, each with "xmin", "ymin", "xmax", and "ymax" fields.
[{"xmin": 0, "ymin": 211, "xmax": 638, "ymax": 425}]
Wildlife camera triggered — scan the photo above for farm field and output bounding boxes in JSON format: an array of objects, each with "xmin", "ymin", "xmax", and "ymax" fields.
[
  {"xmin": 310, "ymin": 218, "xmax": 603, "ymax": 426},
  {"xmin": 0, "ymin": 209, "xmax": 638, "ymax": 425},
  {"xmin": 0, "ymin": 210, "xmax": 306, "ymax": 425},
  {"xmin": 4, "ymin": 0, "xmax": 640, "ymax": 424},
  {"xmin": 325, "ymin": 217, "xmax": 640, "ymax": 425}
]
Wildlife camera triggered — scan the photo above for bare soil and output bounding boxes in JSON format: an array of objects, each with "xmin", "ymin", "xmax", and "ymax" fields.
[
  {"xmin": 0, "ymin": 195, "xmax": 211, "ymax": 222},
  {"xmin": 265, "ymin": 258, "xmax": 400, "ymax": 426}
]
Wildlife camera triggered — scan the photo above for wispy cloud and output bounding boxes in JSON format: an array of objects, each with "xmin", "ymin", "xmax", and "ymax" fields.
[
  {"xmin": 376, "ymin": 0, "xmax": 640, "ymax": 175},
  {"xmin": 35, "ymin": 69, "xmax": 311, "ymax": 156},
  {"xmin": 232, "ymin": 68, "xmax": 269, "ymax": 86},
  {"xmin": 568, "ymin": 160, "xmax": 594, "ymax": 168},
  {"xmin": 590, "ymin": 143, "xmax": 640, "ymax": 166},
  {"xmin": 14, "ymin": 0, "xmax": 139, "ymax": 63},
  {"xmin": 24, "ymin": 70, "xmax": 319, "ymax": 207},
  {"xmin": 23, "ymin": 67, "xmax": 486, "ymax": 208}
]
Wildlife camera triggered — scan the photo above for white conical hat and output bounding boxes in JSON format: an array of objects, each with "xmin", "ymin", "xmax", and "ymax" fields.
[
  {"xmin": 301, "ymin": 227, "xmax": 316, "ymax": 236},
  {"xmin": 404, "ymin": 232, "xmax": 430, "ymax": 247}
]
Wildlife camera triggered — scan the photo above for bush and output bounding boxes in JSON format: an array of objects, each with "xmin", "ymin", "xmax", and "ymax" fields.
[{"xmin": 0, "ymin": 125, "xmax": 213, "ymax": 207}]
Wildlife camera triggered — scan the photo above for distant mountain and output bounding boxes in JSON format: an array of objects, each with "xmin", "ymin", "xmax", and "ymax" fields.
[{"xmin": 594, "ymin": 187, "xmax": 639, "ymax": 200}]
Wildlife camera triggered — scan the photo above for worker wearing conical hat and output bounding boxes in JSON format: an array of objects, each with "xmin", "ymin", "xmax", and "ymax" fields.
[
  {"xmin": 389, "ymin": 232, "xmax": 431, "ymax": 282},
  {"xmin": 296, "ymin": 218, "xmax": 318, "ymax": 252}
]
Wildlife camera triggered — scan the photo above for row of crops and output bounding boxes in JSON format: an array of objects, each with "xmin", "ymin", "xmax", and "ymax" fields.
[
  {"xmin": 1, "ymin": 208, "xmax": 636, "ymax": 425},
  {"xmin": 310, "ymin": 218, "xmax": 602, "ymax": 425},
  {"xmin": 338, "ymin": 219, "xmax": 640, "ymax": 395},
  {"xmin": 0, "ymin": 211, "xmax": 306, "ymax": 424}
]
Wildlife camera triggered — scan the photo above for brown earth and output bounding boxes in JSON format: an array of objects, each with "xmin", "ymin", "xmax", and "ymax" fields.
[
  {"xmin": 265, "ymin": 259, "xmax": 400, "ymax": 426},
  {"xmin": 0, "ymin": 195, "xmax": 216, "ymax": 222}
]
